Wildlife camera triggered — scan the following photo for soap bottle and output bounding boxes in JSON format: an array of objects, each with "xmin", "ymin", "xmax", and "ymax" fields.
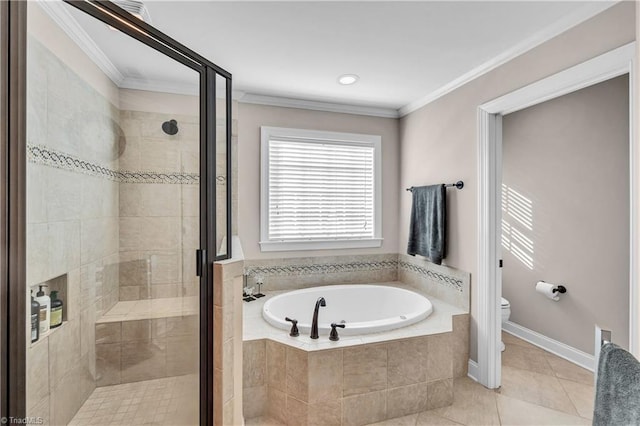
[
  {"xmin": 50, "ymin": 291, "xmax": 63, "ymax": 329},
  {"xmin": 35, "ymin": 285, "xmax": 50, "ymax": 335},
  {"xmin": 30, "ymin": 291, "xmax": 40, "ymax": 343}
]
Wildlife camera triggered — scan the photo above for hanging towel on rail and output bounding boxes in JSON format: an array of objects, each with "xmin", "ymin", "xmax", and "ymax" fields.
[
  {"xmin": 407, "ymin": 184, "xmax": 446, "ymax": 264},
  {"xmin": 593, "ymin": 342, "xmax": 640, "ymax": 425}
]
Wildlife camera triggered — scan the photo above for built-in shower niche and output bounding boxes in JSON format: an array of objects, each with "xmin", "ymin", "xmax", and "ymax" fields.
[{"xmin": 30, "ymin": 273, "xmax": 68, "ymax": 344}]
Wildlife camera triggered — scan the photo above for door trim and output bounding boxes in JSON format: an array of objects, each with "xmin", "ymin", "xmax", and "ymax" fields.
[{"xmin": 477, "ymin": 42, "xmax": 637, "ymax": 388}]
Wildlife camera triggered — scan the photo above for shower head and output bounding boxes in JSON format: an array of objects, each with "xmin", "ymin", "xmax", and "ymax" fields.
[{"xmin": 162, "ymin": 119, "xmax": 178, "ymax": 135}]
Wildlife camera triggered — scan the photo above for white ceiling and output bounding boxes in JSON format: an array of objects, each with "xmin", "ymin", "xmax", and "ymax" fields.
[{"xmin": 52, "ymin": 1, "xmax": 616, "ymax": 116}]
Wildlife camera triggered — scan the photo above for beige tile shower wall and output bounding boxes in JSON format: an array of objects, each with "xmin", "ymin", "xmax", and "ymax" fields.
[
  {"xmin": 118, "ymin": 110, "xmax": 200, "ymax": 301},
  {"xmin": 214, "ymin": 259, "xmax": 244, "ymax": 426},
  {"xmin": 26, "ymin": 31, "xmax": 120, "ymax": 425},
  {"xmin": 95, "ymin": 315, "xmax": 199, "ymax": 387},
  {"xmin": 28, "ymin": 3, "xmax": 119, "ymax": 106},
  {"xmin": 120, "ymin": 91, "xmax": 239, "ymax": 259},
  {"xmin": 243, "ymin": 253, "xmax": 398, "ymax": 291},
  {"xmin": 216, "ymin": 113, "xmax": 239, "ymax": 254}
]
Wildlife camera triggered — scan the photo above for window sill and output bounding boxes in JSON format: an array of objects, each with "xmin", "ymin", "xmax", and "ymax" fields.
[{"xmin": 259, "ymin": 238, "xmax": 383, "ymax": 252}]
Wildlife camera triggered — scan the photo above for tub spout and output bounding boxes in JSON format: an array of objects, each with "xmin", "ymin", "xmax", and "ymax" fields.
[{"xmin": 310, "ymin": 297, "xmax": 326, "ymax": 339}]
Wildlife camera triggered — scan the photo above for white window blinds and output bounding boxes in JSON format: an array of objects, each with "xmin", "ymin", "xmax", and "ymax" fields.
[{"xmin": 267, "ymin": 138, "xmax": 375, "ymax": 241}]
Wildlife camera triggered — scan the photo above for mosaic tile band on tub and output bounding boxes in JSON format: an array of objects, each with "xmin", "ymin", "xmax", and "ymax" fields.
[
  {"xmin": 397, "ymin": 260, "xmax": 463, "ymax": 292},
  {"xmin": 244, "ymin": 256, "xmax": 464, "ymax": 292},
  {"xmin": 244, "ymin": 259, "xmax": 398, "ymax": 277}
]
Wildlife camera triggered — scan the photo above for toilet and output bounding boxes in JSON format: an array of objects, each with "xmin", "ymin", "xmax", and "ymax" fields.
[{"xmin": 501, "ymin": 297, "xmax": 511, "ymax": 351}]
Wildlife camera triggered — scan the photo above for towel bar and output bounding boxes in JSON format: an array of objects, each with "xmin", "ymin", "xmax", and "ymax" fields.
[{"xmin": 406, "ymin": 180, "xmax": 464, "ymax": 191}]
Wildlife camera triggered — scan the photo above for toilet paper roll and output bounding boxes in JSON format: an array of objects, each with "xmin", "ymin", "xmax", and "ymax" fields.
[{"xmin": 536, "ymin": 281, "xmax": 560, "ymax": 301}]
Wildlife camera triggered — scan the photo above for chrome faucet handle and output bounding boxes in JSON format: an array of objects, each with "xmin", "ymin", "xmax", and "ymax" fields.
[
  {"xmin": 329, "ymin": 323, "xmax": 346, "ymax": 341},
  {"xmin": 285, "ymin": 317, "xmax": 299, "ymax": 337}
]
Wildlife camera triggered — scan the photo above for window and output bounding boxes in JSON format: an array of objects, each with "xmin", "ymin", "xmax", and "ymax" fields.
[{"xmin": 260, "ymin": 127, "xmax": 382, "ymax": 251}]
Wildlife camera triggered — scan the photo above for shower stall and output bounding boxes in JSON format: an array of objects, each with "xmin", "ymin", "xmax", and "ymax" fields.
[{"xmin": 2, "ymin": 0, "xmax": 232, "ymax": 424}]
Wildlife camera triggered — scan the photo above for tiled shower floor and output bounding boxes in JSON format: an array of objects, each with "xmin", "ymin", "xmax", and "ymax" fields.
[{"xmin": 69, "ymin": 374, "xmax": 198, "ymax": 426}]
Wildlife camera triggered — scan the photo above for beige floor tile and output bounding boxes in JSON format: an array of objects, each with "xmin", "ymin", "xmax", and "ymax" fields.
[
  {"xmin": 501, "ymin": 332, "xmax": 540, "ymax": 351},
  {"xmin": 502, "ymin": 343, "xmax": 554, "ymax": 376},
  {"xmin": 245, "ymin": 416, "xmax": 286, "ymax": 426},
  {"xmin": 367, "ymin": 413, "xmax": 418, "ymax": 426},
  {"xmin": 496, "ymin": 394, "xmax": 591, "ymax": 425},
  {"xmin": 545, "ymin": 354, "xmax": 594, "ymax": 386},
  {"xmin": 70, "ymin": 375, "xmax": 198, "ymax": 426},
  {"xmin": 432, "ymin": 377, "xmax": 500, "ymax": 425},
  {"xmin": 500, "ymin": 366, "xmax": 578, "ymax": 416},
  {"xmin": 558, "ymin": 378, "xmax": 595, "ymax": 419},
  {"xmin": 416, "ymin": 411, "xmax": 463, "ymax": 425}
]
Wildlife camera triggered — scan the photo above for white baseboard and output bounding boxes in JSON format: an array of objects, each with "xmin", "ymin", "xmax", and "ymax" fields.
[
  {"xmin": 503, "ymin": 321, "xmax": 595, "ymax": 372},
  {"xmin": 467, "ymin": 359, "xmax": 480, "ymax": 382}
]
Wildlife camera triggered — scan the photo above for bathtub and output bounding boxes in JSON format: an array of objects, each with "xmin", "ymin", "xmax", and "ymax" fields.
[{"xmin": 262, "ymin": 284, "xmax": 433, "ymax": 336}]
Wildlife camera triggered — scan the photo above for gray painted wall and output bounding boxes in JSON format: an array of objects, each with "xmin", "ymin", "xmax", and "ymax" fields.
[{"xmin": 502, "ymin": 75, "xmax": 629, "ymax": 354}]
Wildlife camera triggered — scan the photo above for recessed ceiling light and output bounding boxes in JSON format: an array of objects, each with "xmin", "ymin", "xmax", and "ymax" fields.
[{"xmin": 338, "ymin": 74, "xmax": 359, "ymax": 85}]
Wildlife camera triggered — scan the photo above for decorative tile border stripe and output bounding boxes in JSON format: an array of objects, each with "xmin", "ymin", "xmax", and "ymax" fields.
[
  {"xmin": 244, "ymin": 260, "xmax": 398, "ymax": 277},
  {"xmin": 28, "ymin": 143, "xmax": 120, "ymax": 180},
  {"xmin": 28, "ymin": 143, "xmax": 226, "ymax": 185},
  {"xmin": 118, "ymin": 170, "xmax": 199, "ymax": 185},
  {"xmin": 398, "ymin": 260, "xmax": 463, "ymax": 292}
]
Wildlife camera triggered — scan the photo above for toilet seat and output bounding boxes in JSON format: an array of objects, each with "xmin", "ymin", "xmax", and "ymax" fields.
[{"xmin": 501, "ymin": 297, "xmax": 510, "ymax": 308}]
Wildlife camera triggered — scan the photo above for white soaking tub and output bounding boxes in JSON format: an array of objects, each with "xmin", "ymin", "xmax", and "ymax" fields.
[{"xmin": 262, "ymin": 284, "xmax": 433, "ymax": 336}]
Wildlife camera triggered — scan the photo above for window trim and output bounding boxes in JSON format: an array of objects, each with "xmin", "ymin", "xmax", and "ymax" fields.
[{"xmin": 260, "ymin": 126, "xmax": 383, "ymax": 252}]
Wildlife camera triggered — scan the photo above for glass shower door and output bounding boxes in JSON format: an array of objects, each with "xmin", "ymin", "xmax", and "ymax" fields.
[{"xmin": 22, "ymin": 1, "xmax": 229, "ymax": 424}]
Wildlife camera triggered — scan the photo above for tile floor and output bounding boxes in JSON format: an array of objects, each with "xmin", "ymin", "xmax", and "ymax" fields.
[
  {"xmin": 69, "ymin": 374, "xmax": 199, "ymax": 426},
  {"xmin": 246, "ymin": 332, "xmax": 594, "ymax": 426},
  {"xmin": 69, "ymin": 332, "xmax": 593, "ymax": 425}
]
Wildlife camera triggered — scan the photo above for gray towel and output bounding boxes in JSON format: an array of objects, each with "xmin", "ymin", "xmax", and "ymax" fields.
[
  {"xmin": 593, "ymin": 343, "xmax": 640, "ymax": 425},
  {"xmin": 407, "ymin": 184, "xmax": 446, "ymax": 264}
]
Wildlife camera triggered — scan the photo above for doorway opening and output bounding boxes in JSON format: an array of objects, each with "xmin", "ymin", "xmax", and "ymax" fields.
[{"xmin": 476, "ymin": 42, "xmax": 637, "ymax": 389}]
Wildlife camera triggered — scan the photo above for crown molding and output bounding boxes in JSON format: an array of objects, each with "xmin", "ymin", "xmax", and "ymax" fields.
[
  {"xmin": 37, "ymin": 0, "xmax": 618, "ymax": 119},
  {"xmin": 119, "ymin": 77, "xmax": 200, "ymax": 97},
  {"xmin": 238, "ymin": 93, "xmax": 399, "ymax": 118},
  {"xmin": 398, "ymin": 1, "xmax": 618, "ymax": 117},
  {"xmin": 36, "ymin": 0, "xmax": 125, "ymax": 86}
]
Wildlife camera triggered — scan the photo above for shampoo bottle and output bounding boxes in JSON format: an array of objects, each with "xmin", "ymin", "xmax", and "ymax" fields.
[
  {"xmin": 31, "ymin": 291, "xmax": 40, "ymax": 343},
  {"xmin": 35, "ymin": 285, "xmax": 50, "ymax": 335},
  {"xmin": 50, "ymin": 290, "xmax": 63, "ymax": 329}
]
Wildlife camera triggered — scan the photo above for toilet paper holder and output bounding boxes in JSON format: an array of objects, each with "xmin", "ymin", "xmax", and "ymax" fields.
[{"xmin": 552, "ymin": 285, "xmax": 567, "ymax": 294}]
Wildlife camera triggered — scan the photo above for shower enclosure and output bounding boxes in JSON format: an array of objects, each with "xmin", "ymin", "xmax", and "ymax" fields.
[{"xmin": 1, "ymin": 1, "xmax": 231, "ymax": 424}]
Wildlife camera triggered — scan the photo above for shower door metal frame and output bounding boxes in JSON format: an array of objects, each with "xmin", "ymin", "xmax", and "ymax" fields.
[
  {"xmin": 1, "ymin": 1, "xmax": 232, "ymax": 423},
  {"xmin": 0, "ymin": 0, "xmax": 27, "ymax": 419}
]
